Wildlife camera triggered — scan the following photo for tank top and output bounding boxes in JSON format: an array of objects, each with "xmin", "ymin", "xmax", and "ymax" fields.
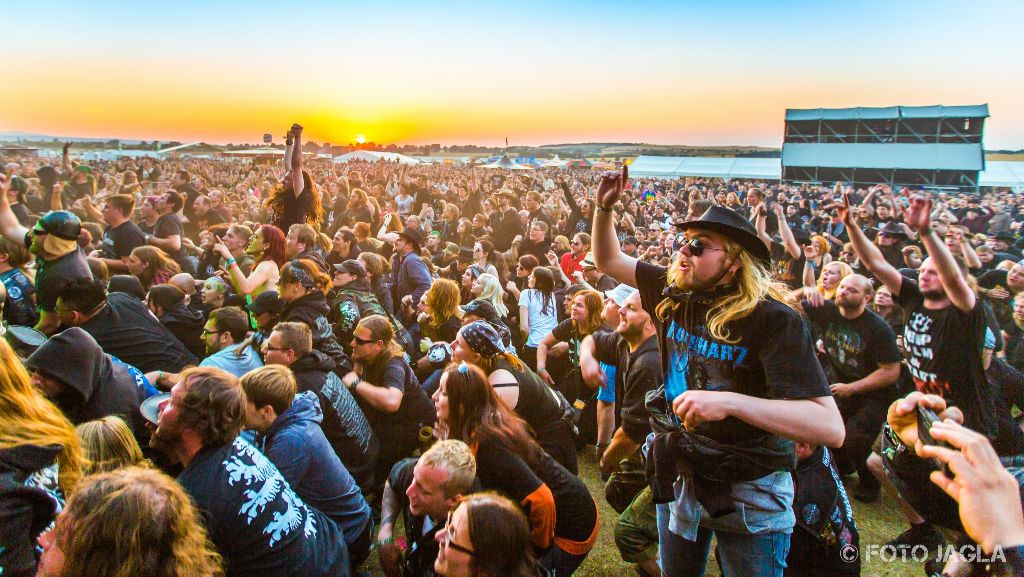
[{"xmin": 491, "ymin": 356, "xmax": 564, "ymax": 434}]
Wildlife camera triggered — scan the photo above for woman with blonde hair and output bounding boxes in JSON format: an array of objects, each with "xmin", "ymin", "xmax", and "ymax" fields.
[
  {"xmin": 75, "ymin": 415, "xmax": 150, "ymax": 475},
  {"xmin": 789, "ymin": 260, "xmax": 853, "ymax": 304},
  {"xmin": 420, "ymin": 278, "xmax": 463, "ymax": 344},
  {"xmin": 470, "ymin": 273, "xmax": 509, "ymax": 320},
  {"xmin": 128, "ymin": 245, "xmax": 181, "ymax": 291},
  {"xmin": 35, "ymin": 466, "xmax": 223, "ymax": 577},
  {"xmin": 0, "ymin": 337, "xmax": 82, "ymax": 576},
  {"xmin": 803, "ymin": 233, "xmax": 832, "ymax": 272}
]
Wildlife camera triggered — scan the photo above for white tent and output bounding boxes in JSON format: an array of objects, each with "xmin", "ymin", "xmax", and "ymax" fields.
[
  {"xmin": 628, "ymin": 155, "xmax": 781, "ymax": 180},
  {"xmin": 333, "ymin": 150, "xmax": 420, "ymax": 164},
  {"xmin": 543, "ymin": 155, "xmax": 568, "ymax": 168},
  {"xmin": 979, "ymin": 161, "xmax": 1024, "ymax": 190},
  {"xmin": 479, "ymin": 154, "xmax": 532, "ymax": 170}
]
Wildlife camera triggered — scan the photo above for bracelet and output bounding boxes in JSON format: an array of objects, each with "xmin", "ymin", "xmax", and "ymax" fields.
[
  {"xmin": 537, "ymin": 367, "xmax": 548, "ymax": 374},
  {"xmin": 597, "ymin": 204, "xmax": 614, "ymax": 213},
  {"xmin": 225, "ymin": 258, "xmax": 237, "ymax": 267},
  {"xmin": 377, "ymin": 535, "xmax": 395, "ymax": 546},
  {"xmin": 155, "ymin": 370, "xmax": 164, "ymax": 384}
]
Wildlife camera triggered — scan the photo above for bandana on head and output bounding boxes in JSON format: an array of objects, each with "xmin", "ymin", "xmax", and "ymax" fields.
[{"xmin": 460, "ymin": 320, "xmax": 505, "ymax": 358}]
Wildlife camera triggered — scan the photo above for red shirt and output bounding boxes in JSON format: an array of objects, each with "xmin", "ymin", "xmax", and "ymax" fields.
[{"xmin": 560, "ymin": 252, "xmax": 585, "ymax": 278}]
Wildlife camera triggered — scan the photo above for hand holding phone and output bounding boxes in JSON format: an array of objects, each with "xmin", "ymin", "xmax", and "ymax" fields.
[{"xmin": 918, "ymin": 405, "xmax": 955, "ymax": 479}]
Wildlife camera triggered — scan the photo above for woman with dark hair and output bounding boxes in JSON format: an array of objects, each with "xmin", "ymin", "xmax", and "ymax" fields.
[
  {"xmin": 505, "ymin": 254, "xmax": 539, "ymax": 301},
  {"xmin": 433, "ymin": 362, "xmax": 598, "ymax": 576},
  {"xmin": 345, "ymin": 314, "xmax": 435, "ymax": 490},
  {"xmin": 127, "ymin": 246, "xmax": 181, "ymax": 291},
  {"xmin": 472, "ymin": 239, "xmax": 501, "ymax": 280},
  {"xmin": 35, "ymin": 466, "xmax": 222, "ymax": 577},
  {"xmin": 328, "ymin": 228, "xmax": 361, "ymax": 267},
  {"xmin": 217, "ymin": 223, "xmax": 285, "ymax": 297},
  {"xmin": 147, "ymin": 284, "xmax": 205, "ymax": 358},
  {"xmin": 264, "ymin": 124, "xmax": 323, "ymax": 232},
  {"xmin": 434, "ymin": 492, "xmax": 542, "ymax": 577},
  {"xmin": 450, "ymin": 321, "xmax": 576, "ymax": 473},
  {"xmin": 192, "ymin": 223, "xmax": 230, "ymax": 280},
  {"xmin": 107, "ymin": 274, "xmax": 147, "ymax": 301},
  {"xmin": 278, "ymin": 258, "xmax": 350, "ymax": 371},
  {"xmin": 517, "ymin": 266, "xmax": 558, "ymax": 371},
  {"xmin": 459, "ymin": 264, "xmax": 484, "ymax": 305}
]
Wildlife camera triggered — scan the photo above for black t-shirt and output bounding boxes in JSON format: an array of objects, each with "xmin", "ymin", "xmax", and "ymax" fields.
[
  {"xmin": 153, "ymin": 213, "xmax": 185, "ymax": 260},
  {"xmin": 635, "ymin": 260, "xmax": 830, "ymax": 452},
  {"xmin": 358, "ymin": 356, "xmax": 436, "ymax": 435},
  {"xmin": 79, "ymin": 292, "xmax": 197, "ymax": 372},
  {"xmin": 192, "ymin": 208, "xmax": 226, "ymax": 231},
  {"xmin": 178, "ymin": 437, "xmax": 346, "ymax": 577},
  {"xmin": 101, "ymin": 220, "xmax": 147, "ymax": 260},
  {"xmin": 24, "ymin": 233, "xmax": 92, "ymax": 313},
  {"xmin": 491, "ymin": 357, "xmax": 564, "ymax": 434},
  {"xmin": 803, "ymin": 301, "xmax": 901, "ymax": 401},
  {"xmin": 0, "ymin": 268, "xmax": 39, "ymax": 326},
  {"xmin": 895, "ymin": 279, "xmax": 1019, "ymax": 453},
  {"xmin": 771, "ymin": 241, "xmax": 806, "ymax": 290}
]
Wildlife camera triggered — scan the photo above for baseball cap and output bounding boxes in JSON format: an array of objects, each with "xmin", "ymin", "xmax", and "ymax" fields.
[
  {"xmin": 246, "ymin": 291, "xmax": 285, "ymax": 315},
  {"xmin": 604, "ymin": 283, "xmax": 637, "ymax": 307},
  {"xmin": 580, "ymin": 252, "xmax": 597, "ymax": 269},
  {"xmin": 332, "ymin": 259, "xmax": 366, "ymax": 278},
  {"xmin": 461, "ymin": 298, "xmax": 498, "ymax": 320}
]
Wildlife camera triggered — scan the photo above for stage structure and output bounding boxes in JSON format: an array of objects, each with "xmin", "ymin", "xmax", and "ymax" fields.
[{"xmin": 782, "ymin": 105, "xmax": 988, "ymax": 189}]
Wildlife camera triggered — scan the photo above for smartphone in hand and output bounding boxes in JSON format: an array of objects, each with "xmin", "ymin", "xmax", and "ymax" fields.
[{"xmin": 917, "ymin": 405, "xmax": 955, "ymax": 479}]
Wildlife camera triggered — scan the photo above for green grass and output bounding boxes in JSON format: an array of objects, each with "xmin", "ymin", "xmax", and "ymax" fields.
[{"xmin": 367, "ymin": 448, "xmax": 927, "ymax": 576}]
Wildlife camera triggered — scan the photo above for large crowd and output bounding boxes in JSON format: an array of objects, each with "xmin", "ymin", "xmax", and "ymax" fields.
[{"xmin": 2, "ymin": 123, "xmax": 1024, "ymax": 577}]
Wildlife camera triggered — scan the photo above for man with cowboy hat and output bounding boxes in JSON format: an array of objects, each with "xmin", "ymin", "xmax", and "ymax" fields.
[
  {"xmin": 590, "ymin": 167, "xmax": 843, "ymax": 577},
  {"xmin": 392, "ymin": 227, "xmax": 432, "ymax": 318},
  {"xmin": 0, "ymin": 174, "xmax": 92, "ymax": 335}
]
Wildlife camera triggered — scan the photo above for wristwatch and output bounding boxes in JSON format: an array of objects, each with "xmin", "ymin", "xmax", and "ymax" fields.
[{"xmin": 344, "ymin": 374, "xmax": 359, "ymax": 390}]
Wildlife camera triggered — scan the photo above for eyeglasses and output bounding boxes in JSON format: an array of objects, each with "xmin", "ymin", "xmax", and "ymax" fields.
[
  {"xmin": 444, "ymin": 509, "xmax": 476, "ymax": 557},
  {"xmin": 352, "ymin": 335, "xmax": 379, "ymax": 346},
  {"xmin": 263, "ymin": 342, "xmax": 290, "ymax": 352},
  {"xmin": 201, "ymin": 329, "xmax": 225, "ymax": 337},
  {"xmin": 681, "ymin": 237, "xmax": 728, "ymax": 257}
]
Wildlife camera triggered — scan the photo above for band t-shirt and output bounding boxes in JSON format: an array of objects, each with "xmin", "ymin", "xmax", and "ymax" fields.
[
  {"xmin": 803, "ymin": 301, "xmax": 901, "ymax": 402},
  {"xmin": 153, "ymin": 213, "xmax": 186, "ymax": 261},
  {"xmin": 895, "ymin": 278, "xmax": 1021, "ymax": 454},
  {"xmin": 101, "ymin": 220, "xmax": 147, "ymax": 261},
  {"xmin": 634, "ymin": 260, "xmax": 830, "ymax": 453}
]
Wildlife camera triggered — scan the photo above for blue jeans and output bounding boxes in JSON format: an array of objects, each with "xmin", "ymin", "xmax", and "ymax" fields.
[
  {"xmin": 657, "ymin": 503, "xmax": 790, "ymax": 577},
  {"xmin": 540, "ymin": 544, "xmax": 589, "ymax": 577}
]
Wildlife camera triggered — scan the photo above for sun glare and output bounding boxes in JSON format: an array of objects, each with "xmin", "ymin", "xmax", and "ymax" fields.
[{"xmin": 355, "ymin": 134, "xmax": 366, "ymax": 144}]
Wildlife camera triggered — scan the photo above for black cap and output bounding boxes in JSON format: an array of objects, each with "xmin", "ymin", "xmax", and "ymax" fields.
[
  {"xmin": 675, "ymin": 206, "xmax": 770, "ymax": 265},
  {"xmin": 332, "ymin": 259, "xmax": 366, "ymax": 278},
  {"xmin": 33, "ymin": 211, "xmax": 82, "ymax": 241},
  {"xmin": 246, "ymin": 291, "xmax": 284, "ymax": 314},
  {"xmin": 397, "ymin": 228, "xmax": 423, "ymax": 248},
  {"xmin": 458, "ymin": 246, "xmax": 475, "ymax": 263},
  {"xmin": 461, "ymin": 298, "xmax": 498, "ymax": 320}
]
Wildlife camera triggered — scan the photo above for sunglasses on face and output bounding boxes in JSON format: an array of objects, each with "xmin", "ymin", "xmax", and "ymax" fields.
[
  {"xmin": 352, "ymin": 335, "xmax": 378, "ymax": 346},
  {"xmin": 680, "ymin": 237, "xmax": 727, "ymax": 257}
]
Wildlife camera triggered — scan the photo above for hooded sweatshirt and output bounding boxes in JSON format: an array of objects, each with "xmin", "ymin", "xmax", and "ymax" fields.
[
  {"xmin": 256, "ymin": 392, "xmax": 371, "ymax": 546},
  {"xmin": 281, "ymin": 291, "xmax": 351, "ymax": 373},
  {"xmin": 158, "ymin": 301, "xmax": 206, "ymax": 359},
  {"xmin": 291, "ymin": 351, "xmax": 378, "ymax": 493},
  {"xmin": 26, "ymin": 327, "xmax": 148, "ymax": 444},
  {"xmin": 0, "ymin": 444, "xmax": 62, "ymax": 577}
]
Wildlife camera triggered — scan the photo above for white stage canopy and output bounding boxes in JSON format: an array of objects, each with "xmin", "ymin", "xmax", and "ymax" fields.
[
  {"xmin": 628, "ymin": 155, "xmax": 781, "ymax": 180},
  {"xmin": 979, "ymin": 161, "xmax": 1024, "ymax": 189},
  {"xmin": 333, "ymin": 150, "xmax": 420, "ymax": 164}
]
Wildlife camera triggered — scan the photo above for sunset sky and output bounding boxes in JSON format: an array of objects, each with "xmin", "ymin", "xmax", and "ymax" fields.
[{"xmin": 3, "ymin": 0, "xmax": 1022, "ymax": 148}]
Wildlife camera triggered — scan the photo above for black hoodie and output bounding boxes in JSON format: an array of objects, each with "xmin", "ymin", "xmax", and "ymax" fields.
[
  {"xmin": 26, "ymin": 327, "xmax": 148, "ymax": 444},
  {"xmin": 281, "ymin": 291, "xmax": 351, "ymax": 374},
  {"xmin": 290, "ymin": 351, "xmax": 378, "ymax": 493},
  {"xmin": 159, "ymin": 301, "xmax": 206, "ymax": 359},
  {"xmin": 0, "ymin": 444, "xmax": 61, "ymax": 577}
]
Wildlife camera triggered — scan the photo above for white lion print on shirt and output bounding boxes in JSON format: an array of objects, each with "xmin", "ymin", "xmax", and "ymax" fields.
[{"xmin": 223, "ymin": 437, "xmax": 318, "ymax": 546}]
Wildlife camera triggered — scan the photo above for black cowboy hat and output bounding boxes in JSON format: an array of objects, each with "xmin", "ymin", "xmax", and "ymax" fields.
[
  {"xmin": 397, "ymin": 228, "xmax": 423, "ymax": 248},
  {"xmin": 877, "ymin": 221, "xmax": 907, "ymax": 239},
  {"xmin": 675, "ymin": 206, "xmax": 770, "ymax": 265}
]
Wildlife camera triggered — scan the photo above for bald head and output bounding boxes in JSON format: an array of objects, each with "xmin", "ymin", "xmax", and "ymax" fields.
[
  {"xmin": 169, "ymin": 273, "xmax": 197, "ymax": 296},
  {"xmin": 835, "ymin": 274, "xmax": 874, "ymax": 313}
]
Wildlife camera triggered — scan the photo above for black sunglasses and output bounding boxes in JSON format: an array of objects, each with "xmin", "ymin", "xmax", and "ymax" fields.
[
  {"xmin": 352, "ymin": 335, "xmax": 379, "ymax": 346},
  {"xmin": 681, "ymin": 237, "xmax": 727, "ymax": 257}
]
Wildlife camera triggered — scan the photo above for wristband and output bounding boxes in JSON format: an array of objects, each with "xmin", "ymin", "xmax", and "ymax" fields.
[
  {"xmin": 345, "ymin": 375, "xmax": 359, "ymax": 390},
  {"xmin": 597, "ymin": 204, "xmax": 614, "ymax": 213},
  {"xmin": 144, "ymin": 234, "xmax": 152, "ymax": 244},
  {"xmin": 225, "ymin": 258, "xmax": 237, "ymax": 267},
  {"xmin": 377, "ymin": 535, "xmax": 395, "ymax": 546}
]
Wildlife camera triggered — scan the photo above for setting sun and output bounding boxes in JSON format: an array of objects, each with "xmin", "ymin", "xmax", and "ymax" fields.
[{"xmin": 355, "ymin": 134, "xmax": 366, "ymax": 144}]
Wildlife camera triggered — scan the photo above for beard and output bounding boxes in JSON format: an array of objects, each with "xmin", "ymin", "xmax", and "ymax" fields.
[
  {"xmin": 921, "ymin": 288, "xmax": 946, "ymax": 300},
  {"xmin": 149, "ymin": 423, "xmax": 181, "ymax": 457}
]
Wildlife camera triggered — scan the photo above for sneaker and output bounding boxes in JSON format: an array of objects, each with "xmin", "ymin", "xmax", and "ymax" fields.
[{"xmin": 886, "ymin": 523, "xmax": 944, "ymax": 550}]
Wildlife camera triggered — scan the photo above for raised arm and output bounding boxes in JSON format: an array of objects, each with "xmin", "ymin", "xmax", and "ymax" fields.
[
  {"xmin": 754, "ymin": 203, "xmax": 772, "ymax": 248},
  {"xmin": 61, "ymin": 142, "xmax": 73, "ymax": 174},
  {"xmin": 0, "ymin": 175, "xmax": 29, "ymax": 243},
  {"xmin": 289, "ymin": 124, "xmax": 304, "ymax": 197},
  {"xmin": 772, "ymin": 203, "xmax": 800, "ymax": 259},
  {"xmin": 908, "ymin": 195, "xmax": 975, "ymax": 312},
  {"xmin": 843, "ymin": 192, "xmax": 904, "ymax": 295},
  {"xmin": 592, "ymin": 166, "xmax": 637, "ymax": 287}
]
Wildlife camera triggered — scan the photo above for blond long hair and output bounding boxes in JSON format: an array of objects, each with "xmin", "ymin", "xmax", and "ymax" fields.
[
  {"xmin": 75, "ymin": 416, "xmax": 150, "ymax": 475},
  {"xmin": 426, "ymin": 278, "xmax": 461, "ymax": 331},
  {"xmin": 655, "ymin": 239, "xmax": 791, "ymax": 344},
  {"xmin": 0, "ymin": 339, "xmax": 83, "ymax": 494},
  {"xmin": 817, "ymin": 261, "xmax": 853, "ymax": 301}
]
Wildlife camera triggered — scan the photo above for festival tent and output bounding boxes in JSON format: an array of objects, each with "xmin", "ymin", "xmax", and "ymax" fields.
[
  {"xmin": 627, "ymin": 155, "xmax": 781, "ymax": 180},
  {"xmin": 333, "ymin": 150, "xmax": 420, "ymax": 164},
  {"xmin": 566, "ymin": 159, "xmax": 592, "ymax": 169},
  {"xmin": 979, "ymin": 161, "xmax": 1024, "ymax": 190},
  {"xmin": 543, "ymin": 155, "xmax": 568, "ymax": 168},
  {"xmin": 479, "ymin": 154, "xmax": 533, "ymax": 170}
]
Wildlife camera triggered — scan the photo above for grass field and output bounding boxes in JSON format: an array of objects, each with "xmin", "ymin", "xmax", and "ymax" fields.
[{"xmin": 567, "ymin": 448, "xmax": 926, "ymax": 577}]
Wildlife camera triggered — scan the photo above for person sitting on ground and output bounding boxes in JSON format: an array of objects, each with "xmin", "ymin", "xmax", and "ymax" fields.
[
  {"xmin": 56, "ymin": 278, "xmax": 196, "ymax": 373},
  {"xmin": 0, "ymin": 234, "xmax": 38, "ymax": 327},
  {"xmin": 148, "ymin": 366, "xmax": 348, "ymax": 577},
  {"xmin": 433, "ymin": 492, "xmax": 544, "ymax": 577},
  {"xmin": 286, "ymin": 223, "xmax": 330, "ymax": 273},
  {"xmin": 279, "ymin": 258, "xmax": 351, "ymax": 372},
  {"xmin": 219, "ymin": 223, "xmax": 286, "ymax": 298},
  {"xmin": 89, "ymin": 193, "xmax": 147, "ymax": 274},
  {"xmin": 25, "ymin": 327, "xmax": 150, "ymax": 446},
  {"xmin": 35, "ymin": 466, "xmax": 223, "ymax": 577},
  {"xmin": 173, "ymin": 306, "xmax": 262, "ymax": 378},
  {"xmin": 262, "ymin": 321, "xmax": 378, "ymax": 493},
  {"xmin": 330, "ymin": 258, "xmax": 394, "ymax": 352},
  {"xmin": 241, "ymin": 365, "xmax": 374, "ymax": 570},
  {"xmin": 246, "ymin": 289, "xmax": 284, "ymax": 352},
  {"xmin": 146, "ymin": 284, "xmax": 205, "ymax": 359},
  {"xmin": 345, "ymin": 315, "xmax": 437, "ymax": 493},
  {"xmin": 378, "ymin": 439, "xmax": 478, "ymax": 577},
  {"xmin": 74, "ymin": 415, "xmax": 152, "ymax": 475},
  {"xmin": 107, "ymin": 274, "xmax": 147, "ymax": 301}
]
